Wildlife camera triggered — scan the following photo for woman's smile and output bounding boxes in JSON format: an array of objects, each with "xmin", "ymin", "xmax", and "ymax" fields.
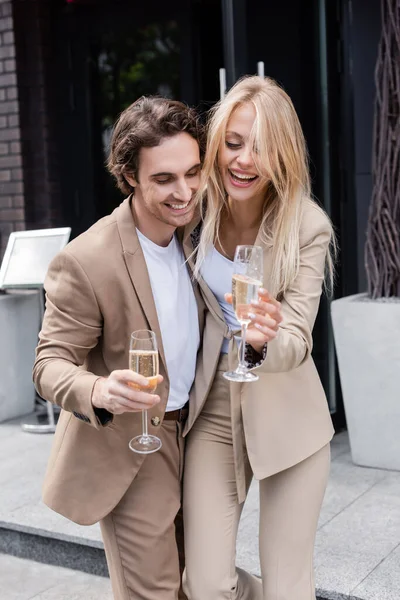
[{"xmin": 228, "ymin": 168, "xmax": 259, "ymax": 188}]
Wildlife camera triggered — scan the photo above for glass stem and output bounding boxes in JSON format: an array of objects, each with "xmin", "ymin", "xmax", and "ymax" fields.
[
  {"xmin": 142, "ymin": 409, "xmax": 149, "ymax": 438},
  {"xmin": 239, "ymin": 322, "xmax": 248, "ymax": 371}
]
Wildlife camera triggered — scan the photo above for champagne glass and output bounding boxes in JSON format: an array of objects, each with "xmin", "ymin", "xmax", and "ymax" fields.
[
  {"xmin": 128, "ymin": 329, "xmax": 162, "ymax": 454},
  {"xmin": 224, "ymin": 245, "xmax": 264, "ymax": 383}
]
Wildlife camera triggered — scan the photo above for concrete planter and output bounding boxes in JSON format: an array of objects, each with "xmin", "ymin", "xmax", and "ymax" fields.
[
  {"xmin": 0, "ymin": 291, "xmax": 40, "ymax": 422},
  {"xmin": 331, "ymin": 293, "xmax": 400, "ymax": 470}
]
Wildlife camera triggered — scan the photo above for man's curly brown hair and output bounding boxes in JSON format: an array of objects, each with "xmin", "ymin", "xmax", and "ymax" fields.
[{"xmin": 107, "ymin": 96, "xmax": 205, "ymax": 196}]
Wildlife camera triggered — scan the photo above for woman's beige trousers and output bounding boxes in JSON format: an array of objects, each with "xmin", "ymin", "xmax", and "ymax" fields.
[{"xmin": 183, "ymin": 355, "xmax": 330, "ymax": 600}]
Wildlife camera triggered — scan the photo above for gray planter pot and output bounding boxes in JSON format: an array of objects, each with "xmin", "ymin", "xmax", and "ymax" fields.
[{"xmin": 331, "ymin": 293, "xmax": 400, "ymax": 470}]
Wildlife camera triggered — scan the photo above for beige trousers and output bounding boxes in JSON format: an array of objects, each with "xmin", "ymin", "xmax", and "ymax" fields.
[
  {"xmin": 100, "ymin": 420, "xmax": 187, "ymax": 600},
  {"xmin": 183, "ymin": 357, "xmax": 331, "ymax": 600}
]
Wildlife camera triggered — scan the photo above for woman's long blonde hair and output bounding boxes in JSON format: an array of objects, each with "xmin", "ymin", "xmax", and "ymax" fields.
[{"xmin": 194, "ymin": 75, "xmax": 335, "ymax": 297}]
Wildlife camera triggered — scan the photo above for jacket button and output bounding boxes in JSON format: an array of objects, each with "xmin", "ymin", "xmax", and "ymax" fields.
[{"xmin": 151, "ymin": 416, "xmax": 161, "ymax": 427}]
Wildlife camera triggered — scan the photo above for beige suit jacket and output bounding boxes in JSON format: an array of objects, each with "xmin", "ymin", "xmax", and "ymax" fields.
[
  {"xmin": 33, "ymin": 197, "xmax": 222, "ymax": 525},
  {"xmin": 182, "ymin": 199, "xmax": 335, "ymax": 502}
]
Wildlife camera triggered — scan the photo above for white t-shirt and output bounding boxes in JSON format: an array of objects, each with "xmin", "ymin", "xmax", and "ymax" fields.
[
  {"xmin": 137, "ymin": 229, "xmax": 200, "ymax": 411},
  {"xmin": 200, "ymin": 247, "xmax": 240, "ymax": 353}
]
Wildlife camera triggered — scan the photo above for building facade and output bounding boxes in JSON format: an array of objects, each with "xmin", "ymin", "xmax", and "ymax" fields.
[{"xmin": 0, "ymin": 0, "xmax": 383, "ymax": 427}]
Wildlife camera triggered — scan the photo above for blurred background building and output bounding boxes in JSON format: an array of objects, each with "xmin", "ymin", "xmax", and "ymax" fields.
[{"xmin": 0, "ymin": 0, "xmax": 382, "ymax": 430}]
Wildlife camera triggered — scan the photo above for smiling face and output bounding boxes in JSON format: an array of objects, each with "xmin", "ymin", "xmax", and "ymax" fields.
[
  {"xmin": 218, "ymin": 102, "xmax": 268, "ymax": 206},
  {"xmin": 126, "ymin": 132, "xmax": 201, "ymax": 245}
]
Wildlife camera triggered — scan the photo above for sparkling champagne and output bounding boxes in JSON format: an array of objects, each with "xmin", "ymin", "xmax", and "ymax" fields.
[
  {"xmin": 129, "ymin": 350, "xmax": 159, "ymax": 393},
  {"xmin": 232, "ymin": 274, "xmax": 262, "ymax": 325}
]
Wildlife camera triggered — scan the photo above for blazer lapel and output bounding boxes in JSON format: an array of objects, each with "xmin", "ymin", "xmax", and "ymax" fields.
[{"xmin": 116, "ymin": 197, "xmax": 167, "ymax": 371}]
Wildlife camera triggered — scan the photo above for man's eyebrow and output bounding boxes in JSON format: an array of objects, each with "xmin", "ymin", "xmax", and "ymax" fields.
[
  {"xmin": 150, "ymin": 163, "xmax": 201, "ymax": 178},
  {"xmin": 150, "ymin": 171, "xmax": 173, "ymax": 178}
]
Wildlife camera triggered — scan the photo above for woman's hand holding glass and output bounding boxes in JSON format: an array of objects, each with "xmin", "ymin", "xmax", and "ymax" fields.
[
  {"xmin": 223, "ymin": 245, "xmax": 264, "ymax": 382},
  {"xmin": 225, "ymin": 288, "xmax": 283, "ymax": 354}
]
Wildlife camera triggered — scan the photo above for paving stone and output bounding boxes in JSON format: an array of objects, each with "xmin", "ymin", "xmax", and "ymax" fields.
[
  {"xmin": 315, "ymin": 472, "xmax": 400, "ymax": 596},
  {"xmin": 236, "ymin": 477, "xmax": 259, "ymax": 573},
  {"xmin": 318, "ymin": 452, "xmax": 387, "ymax": 528},
  {"xmin": 237, "ymin": 505, "xmax": 260, "ymax": 575},
  {"xmin": 0, "ymin": 418, "xmax": 102, "ymax": 548},
  {"xmin": 0, "ymin": 553, "xmax": 51, "ymax": 600},
  {"xmin": 352, "ymin": 543, "xmax": 400, "ymax": 600},
  {"xmin": 0, "ymin": 554, "xmax": 112, "ymax": 600}
]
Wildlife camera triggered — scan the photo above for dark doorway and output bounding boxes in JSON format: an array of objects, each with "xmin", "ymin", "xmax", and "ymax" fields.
[{"xmin": 52, "ymin": 0, "xmax": 223, "ymax": 236}]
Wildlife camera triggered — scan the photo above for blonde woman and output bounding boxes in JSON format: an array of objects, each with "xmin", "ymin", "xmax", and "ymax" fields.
[{"xmin": 182, "ymin": 76, "xmax": 335, "ymax": 600}]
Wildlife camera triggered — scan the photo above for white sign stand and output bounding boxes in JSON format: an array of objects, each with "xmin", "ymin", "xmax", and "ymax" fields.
[{"xmin": 0, "ymin": 228, "xmax": 71, "ymax": 433}]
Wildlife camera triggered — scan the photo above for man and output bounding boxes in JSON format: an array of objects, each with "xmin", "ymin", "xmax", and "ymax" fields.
[{"xmin": 33, "ymin": 97, "xmax": 222, "ymax": 600}]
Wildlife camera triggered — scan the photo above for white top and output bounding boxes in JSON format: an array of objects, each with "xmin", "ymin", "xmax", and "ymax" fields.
[
  {"xmin": 200, "ymin": 247, "xmax": 240, "ymax": 353},
  {"xmin": 137, "ymin": 229, "xmax": 200, "ymax": 411}
]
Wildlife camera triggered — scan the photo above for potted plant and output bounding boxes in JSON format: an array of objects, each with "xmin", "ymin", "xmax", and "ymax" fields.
[{"xmin": 331, "ymin": 0, "xmax": 400, "ymax": 470}]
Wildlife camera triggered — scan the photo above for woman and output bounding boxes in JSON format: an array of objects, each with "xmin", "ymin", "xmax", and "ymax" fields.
[{"xmin": 183, "ymin": 76, "xmax": 335, "ymax": 600}]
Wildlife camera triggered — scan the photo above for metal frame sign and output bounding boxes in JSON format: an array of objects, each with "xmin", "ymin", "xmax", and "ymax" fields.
[{"xmin": 0, "ymin": 228, "xmax": 71, "ymax": 289}]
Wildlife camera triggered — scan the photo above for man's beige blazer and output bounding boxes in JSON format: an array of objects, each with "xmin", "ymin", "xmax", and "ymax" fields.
[
  {"xmin": 33, "ymin": 197, "xmax": 222, "ymax": 525},
  {"xmin": 182, "ymin": 198, "xmax": 335, "ymax": 503}
]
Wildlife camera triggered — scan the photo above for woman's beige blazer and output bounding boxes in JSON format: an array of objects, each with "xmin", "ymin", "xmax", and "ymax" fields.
[{"xmin": 182, "ymin": 199, "xmax": 335, "ymax": 502}]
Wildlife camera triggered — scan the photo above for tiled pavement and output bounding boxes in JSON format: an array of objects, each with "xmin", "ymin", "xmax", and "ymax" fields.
[
  {"xmin": 0, "ymin": 554, "xmax": 112, "ymax": 600},
  {"xmin": 1, "ymin": 418, "xmax": 400, "ymax": 600}
]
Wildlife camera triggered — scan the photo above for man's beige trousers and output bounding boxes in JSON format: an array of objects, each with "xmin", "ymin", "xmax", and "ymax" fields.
[
  {"xmin": 183, "ymin": 355, "xmax": 330, "ymax": 600},
  {"xmin": 100, "ymin": 420, "xmax": 186, "ymax": 600}
]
